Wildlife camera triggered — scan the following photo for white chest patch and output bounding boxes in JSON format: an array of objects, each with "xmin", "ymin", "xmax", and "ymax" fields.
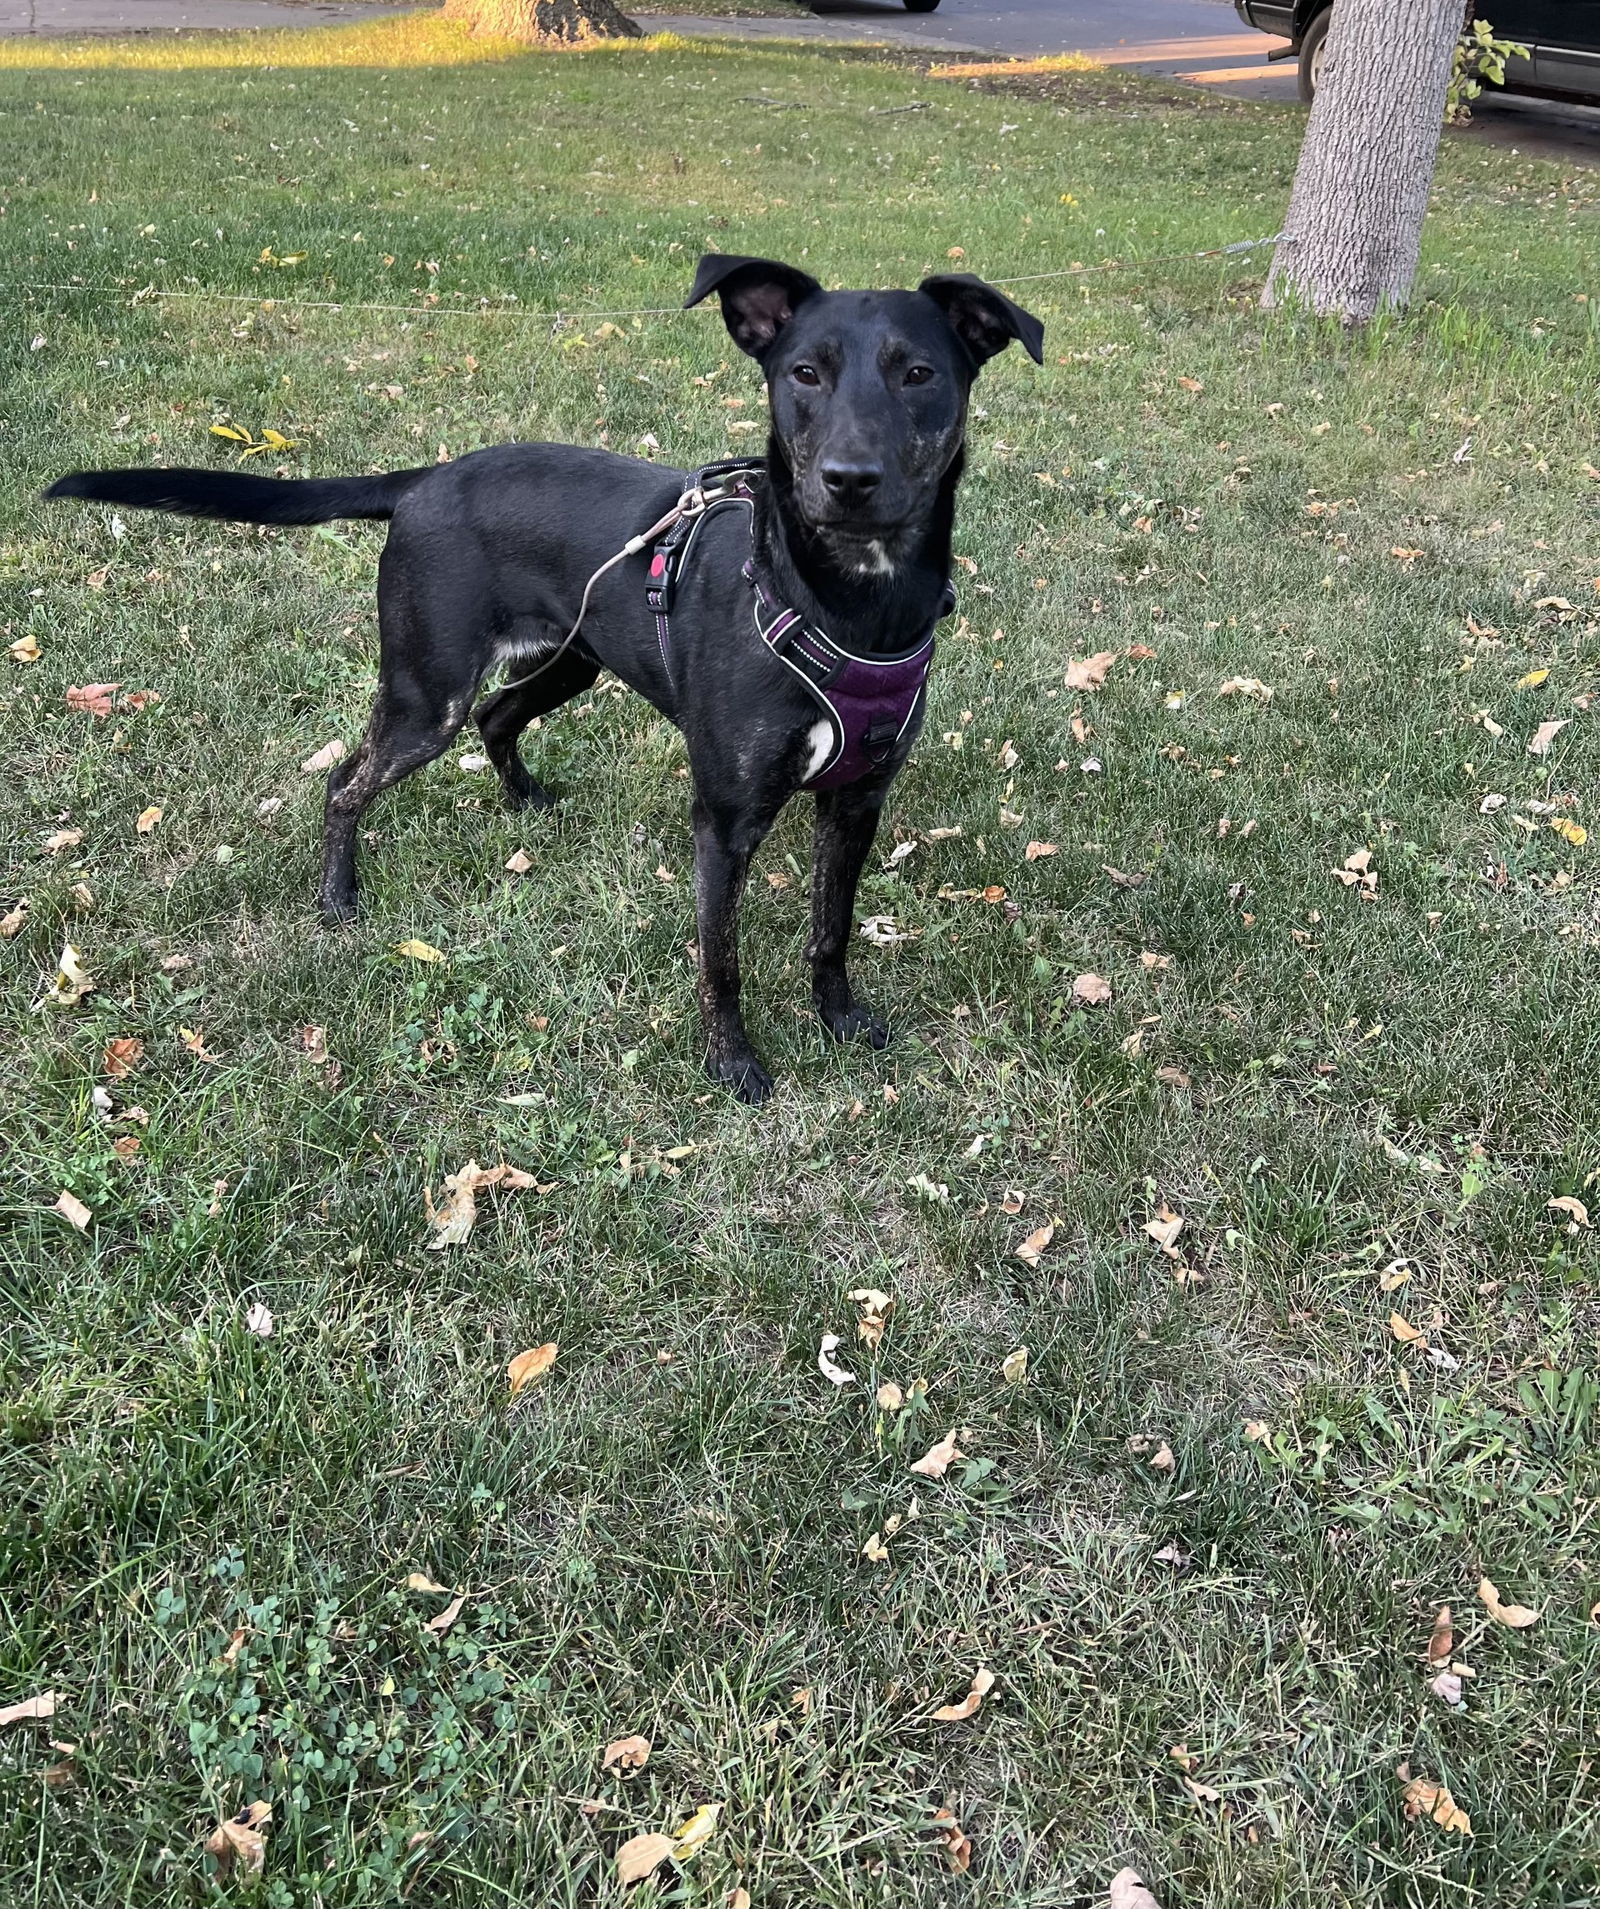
[{"xmin": 803, "ymin": 717, "xmax": 835, "ymax": 781}]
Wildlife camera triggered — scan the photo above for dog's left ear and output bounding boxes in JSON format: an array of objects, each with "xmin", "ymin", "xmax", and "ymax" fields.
[
  {"xmin": 918, "ymin": 273, "xmax": 1045, "ymax": 368},
  {"xmin": 685, "ymin": 253, "xmax": 825, "ymax": 359}
]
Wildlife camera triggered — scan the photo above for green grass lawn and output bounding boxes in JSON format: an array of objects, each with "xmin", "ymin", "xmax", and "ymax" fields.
[{"xmin": 3, "ymin": 15, "xmax": 1599, "ymax": 1906}]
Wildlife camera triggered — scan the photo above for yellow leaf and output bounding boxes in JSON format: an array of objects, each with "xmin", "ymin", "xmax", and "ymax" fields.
[
  {"xmin": 204, "ymin": 1801, "xmax": 273, "ymax": 1876},
  {"xmin": 1550, "ymin": 819, "xmax": 1587, "ymax": 847},
  {"xmin": 909, "ymin": 1429, "xmax": 962, "ymax": 1479},
  {"xmin": 395, "ymin": 938, "xmax": 445, "ymax": 963},
  {"xmin": 1001, "ymin": 1347, "xmax": 1029, "ymax": 1385},
  {"xmin": 601, "ymin": 1734, "xmax": 652, "ymax": 1773},
  {"xmin": 1142, "ymin": 1206, "xmax": 1185, "ymax": 1251},
  {"xmin": 862, "ymin": 1530, "xmax": 890, "ymax": 1563},
  {"xmin": 209, "ymin": 423, "xmax": 251, "ymax": 442},
  {"xmin": 849, "ymin": 1287, "xmax": 894, "ymax": 1350},
  {"xmin": 1516, "ymin": 668, "xmax": 1550, "ymax": 689},
  {"xmin": 135, "ymin": 805, "xmax": 163, "ymax": 835},
  {"xmin": 507, "ymin": 1343, "xmax": 558, "ymax": 1397},
  {"xmin": 931, "ymin": 1665, "xmax": 995, "ymax": 1722},
  {"xmin": 671, "ymin": 1803, "xmax": 721, "ymax": 1859},
  {"xmin": 614, "ymin": 1832, "xmax": 675, "ymax": 1886},
  {"xmin": 1477, "ymin": 1575, "xmax": 1541, "ymax": 1629},
  {"xmin": 405, "ymin": 1572, "xmax": 448, "ymax": 1593},
  {"xmin": 9, "ymin": 632, "xmax": 41, "ymax": 663},
  {"xmin": 48, "ymin": 942, "xmax": 94, "ymax": 1007}
]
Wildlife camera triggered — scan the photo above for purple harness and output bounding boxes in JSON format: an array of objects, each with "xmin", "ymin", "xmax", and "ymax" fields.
[{"xmin": 646, "ymin": 463, "xmax": 951, "ymax": 791}]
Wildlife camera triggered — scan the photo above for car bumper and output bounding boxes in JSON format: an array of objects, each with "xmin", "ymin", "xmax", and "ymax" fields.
[{"xmin": 1235, "ymin": 2, "xmax": 1299, "ymax": 42}]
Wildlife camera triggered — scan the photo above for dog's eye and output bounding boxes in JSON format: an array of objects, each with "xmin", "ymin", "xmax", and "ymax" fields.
[
  {"xmin": 904, "ymin": 365, "xmax": 935, "ymax": 387},
  {"xmin": 791, "ymin": 364, "xmax": 821, "ymax": 387}
]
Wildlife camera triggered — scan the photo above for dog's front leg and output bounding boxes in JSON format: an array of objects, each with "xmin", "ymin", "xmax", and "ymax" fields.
[
  {"xmin": 807, "ymin": 784, "xmax": 891, "ymax": 1049},
  {"xmin": 692, "ymin": 793, "xmax": 779, "ymax": 1105}
]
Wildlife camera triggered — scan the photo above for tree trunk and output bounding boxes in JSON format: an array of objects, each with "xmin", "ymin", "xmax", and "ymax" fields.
[
  {"xmin": 443, "ymin": 0, "xmax": 641, "ymax": 43},
  {"xmin": 1262, "ymin": 0, "xmax": 1462, "ymax": 323}
]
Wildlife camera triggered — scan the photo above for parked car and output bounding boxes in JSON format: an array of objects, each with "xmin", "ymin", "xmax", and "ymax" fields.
[{"xmin": 1235, "ymin": 2, "xmax": 1600, "ymax": 107}]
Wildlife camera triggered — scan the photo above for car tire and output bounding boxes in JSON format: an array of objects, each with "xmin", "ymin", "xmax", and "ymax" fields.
[
  {"xmin": 904, "ymin": 0, "xmax": 941, "ymax": 11},
  {"xmin": 1298, "ymin": 8, "xmax": 1331, "ymax": 103}
]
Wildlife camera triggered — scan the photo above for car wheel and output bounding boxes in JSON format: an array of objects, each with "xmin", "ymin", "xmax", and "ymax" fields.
[
  {"xmin": 1298, "ymin": 7, "xmax": 1331, "ymax": 103},
  {"xmin": 904, "ymin": 0, "xmax": 941, "ymax": 11}
]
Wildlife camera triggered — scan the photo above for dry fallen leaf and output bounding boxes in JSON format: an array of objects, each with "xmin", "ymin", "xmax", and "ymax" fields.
[
  {"xmin": 205, "ymin": 1801, "xmax": 273, "ymax": 1876},
  {"xmin": 1398, "ymin": 1764, "xmax": 1472, "ymax": 1836},
  {"xmin": 862, "ymin": 1530, "xmax": 890, "ymax": 1563},
  {"xmin": 300, "ymin": 738, "xmax": 346, "ymax": 773},
  {"xmin": 1014, "ymin": 1223, "xmax": 1054, "ymax": 1266},
  {"xmin": 424, "ymin": 1590, "xmax": 467, "ymax": 1637},
  {"xmin": 54, "ymin": 1190, "xmax": 92, "ymax": 1232},
  {"xmin": 1, "ymin": 900, "xmax": 28, "ymax": 939},
  {"xmin": 1528, "ymin": 719, "xmax": 1569, "ymax": 757},
  {"xmin": 1217, "ymin": 676, "xmax": 1274, "ymax": 703},
  {"xmin": 1065, "ymin": 650, "xmax": 1118, "ymax": 691},
  {"xmin": 405, "ymin": 1572, "xmax": 449, "ymax": 1593},
  {"xmin": 817, "ymin": 1333, "xmax": 856, "ymax": 1386},
  {"xmin": 1109, "ymin": 1867, "xmax": 1163, "ymax": 1909},
  {"xmin": 507, "ymin": 1343, "xmax": 558, "ymax": 1397},
  {"xmin": 1128, "ymin": 1434, "xmax": 1176, "ymax": 1474},
  {"xmin": 505, "ymin": 848, "xmax": 533, "ymax": 875},
  {"xmin": 615, "ymin": 1832, "xmax": 675, "ymax": 1887},
  {"xmin": 1548, "ymin": 1195, "xmax": 1590, "ymax": 1227},
  {"xmin": 1477, "ymin": 1576, "xmax": 1540, "ymax": 1629},
  {"xmin": 243, "ymin": 1302, "xmax": 273, "ymax": 1339},
  {"xmin": 876, "ymin": 1381, "xmax": 904, "ymax": 1412},
  {"xmin": 1428, "ymin": 1605, "xmax": 1454, "ymax": 1665},
  {"xmin": 1430, "ymin": 1669, "xmax": 1465, "ymax": 1707},
  {"xmin": 0, "ymin": 1692, "xmax": 58, "ymax": 1728},
  {"xmin": 103, "ymin": 1037, "xmax": 143, "ymax": 1078},
  {"xmin": 44, "ymin": 828, "xmax": 83, "ymax": 854},
  {"xmin": 395, "ymin": 937, "xmax": 446, "ymax": 964},
  {"xmin": 728, "ymin": 1890, "xmax": 752, "ymax": 1909},
  {"xmin": 1024, "ymin": 841, "xmax": 1058, "ymax": 861},
  {"xmin": 933, "ymin": 1807, "xmax": 972, "ymax": 1873},
  {"xmin": 1142, "ymin": 1207, "xmax": 1184, "ymax": 1251},
  {"xmin": 66, "ymin": 682, "xmax": 120, "ymax": 718},
  {"xmin": 135, "ymin": 805, "xmax": 163, "ymax": 835},
  {"xmin": 9, "ymin": 631, "xmax": 41, "ymax": 663},
  {"xmin": 850, "ymin": 1287, "xmax": 894, "ymax": 1351},
  {"xmin": 931, "ymin": 1666, "xmax": 995, "ymax": 1722},
  {"xmin": 179, "ymin": 1027, "xmax": 219, "ymax": 1063},
  {"xmin": 1071, "ymin": 972, "xmax": 1113, "ymax": 1008},
  {"xmin": 1390, "ymin": 1311, "xmax": 1428, "ymax": 1348},
  {"xmin": 910, "ymin": 1430, "xmax": 962, "ymax": 1479},
  {"xmin": 1001, "ymin": 1347, "xmax": 1029, "ymax": 1386},
  {"xmin": 602, "ymin": 1734, "xmax": 652, "ymax": 1774}
]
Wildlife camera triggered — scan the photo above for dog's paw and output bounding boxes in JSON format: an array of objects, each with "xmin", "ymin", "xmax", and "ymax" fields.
[
  {"xmin": 502, "ymin": 776, "xmax": 555, "ymax": 814},
  {"xmin": 319, "ymin": 890, "xmax": 359, "ymax": 928},
  {"xmin": 821, "ymin": 1002, "xmax": 890, "ymax": 1049},
  {"xmin": 708, "ymin": 1049, "xmax": 775, "ymax": 1106}
]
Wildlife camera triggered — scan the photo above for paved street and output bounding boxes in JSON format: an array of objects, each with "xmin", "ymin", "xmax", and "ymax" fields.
[{"xmin": 2, "ymin": 0, "xmax": 1595, "ymax": 161}]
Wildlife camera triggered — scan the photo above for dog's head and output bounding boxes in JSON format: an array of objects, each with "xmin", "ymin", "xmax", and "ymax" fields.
[{"xmin": 686, "ymin": 254, "xmax": 1042, "ymax": 563}]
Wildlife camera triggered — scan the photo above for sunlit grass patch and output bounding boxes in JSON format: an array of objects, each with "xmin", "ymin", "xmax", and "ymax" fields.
[{"xmin": 0, "ymin": 13, "xmax": 526, "ymax": 71}]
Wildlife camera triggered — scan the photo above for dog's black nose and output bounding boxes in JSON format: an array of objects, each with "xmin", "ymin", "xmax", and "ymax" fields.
[{"xmin": 820, "ymin": 461, "xmax": 882, "ymax": 505}]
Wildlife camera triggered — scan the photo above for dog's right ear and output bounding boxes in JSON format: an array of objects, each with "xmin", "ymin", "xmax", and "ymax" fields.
[{"xmin": 685, "ymin": 254, "xmax": 824, "ymax": 360}]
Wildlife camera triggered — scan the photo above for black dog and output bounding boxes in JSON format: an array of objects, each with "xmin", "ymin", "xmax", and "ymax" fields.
[{"xmin": 47, "ymin": 256, "xmax": 1042, "ymax": 1102}]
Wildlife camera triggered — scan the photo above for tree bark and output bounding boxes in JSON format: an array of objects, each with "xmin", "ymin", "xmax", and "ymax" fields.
[
  {"xmin": 1262, "ymin": 0, "xmax": 1462, "ymax": 323},
  {"xmin": 443, "ymin": 0, "xmax": 642, "ymax": 43}
]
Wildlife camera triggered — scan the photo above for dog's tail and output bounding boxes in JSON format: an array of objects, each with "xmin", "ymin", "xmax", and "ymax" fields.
[{"xmin": 43, "ymin": 464, "xmax": 431, "ymax": 526}]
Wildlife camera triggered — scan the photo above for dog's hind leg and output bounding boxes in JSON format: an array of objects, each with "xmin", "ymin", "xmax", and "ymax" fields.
[
  {"xmin": 807, "ymin": 785, "xmax": 891, "ymax": 1048},
  {"xmin": 473, "ymin": 651, "xmax": 600, "ymax": 811},
  {"xmin": 320, "ymin": 667, "xmax": 479, "ymax": 925}
]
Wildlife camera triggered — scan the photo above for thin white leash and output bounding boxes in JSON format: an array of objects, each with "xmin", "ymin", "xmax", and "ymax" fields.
[{"xmin": 491, "ymin": 477, "xmax": 728, "ymax": 696}]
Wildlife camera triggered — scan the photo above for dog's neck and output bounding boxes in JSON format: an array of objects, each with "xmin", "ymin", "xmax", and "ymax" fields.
[{"xmin": 752, "ymin": 442, "xmax": 962, "ymax": 653}]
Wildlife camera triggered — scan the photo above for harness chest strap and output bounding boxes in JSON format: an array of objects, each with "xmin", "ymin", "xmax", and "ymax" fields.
[{"xmin": 648, "ymin": 464, "xmax": 956, "ymax": 790}]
